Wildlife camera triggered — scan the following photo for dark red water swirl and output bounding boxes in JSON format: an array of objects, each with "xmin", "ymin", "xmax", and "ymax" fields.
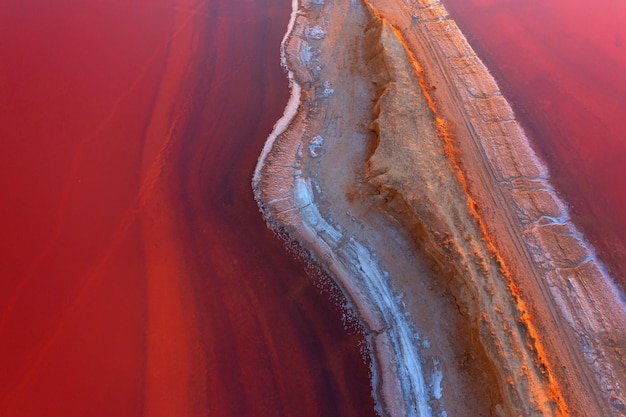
[{"xmin": 0, "ymin": 0, "xmax": 377, "ymax": 416}]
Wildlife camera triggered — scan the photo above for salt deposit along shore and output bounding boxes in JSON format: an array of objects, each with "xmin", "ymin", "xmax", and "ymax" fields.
[{"xmin": 253, "ymin": 0, "xmax": 626, "ymax": 416}]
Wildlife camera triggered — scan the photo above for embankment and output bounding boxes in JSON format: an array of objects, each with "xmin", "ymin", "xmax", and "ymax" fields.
[{"xmin": 254, "ymin": 0, "xmax": 626, "ymax": 416}]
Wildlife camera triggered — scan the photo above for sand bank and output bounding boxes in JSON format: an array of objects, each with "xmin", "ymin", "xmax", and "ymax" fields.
[{"xmin": 254, "ymin": 0, "xmax": 626, "ymax": 415}]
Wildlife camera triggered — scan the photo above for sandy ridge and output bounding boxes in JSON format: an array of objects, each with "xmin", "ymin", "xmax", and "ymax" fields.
[{"xmin": 254, "ymin": 0, "xmax": 626, "ymax": 416}]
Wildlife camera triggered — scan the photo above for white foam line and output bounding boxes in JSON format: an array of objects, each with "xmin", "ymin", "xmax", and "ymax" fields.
[
  {"xmin": 295, "ymin": 178, "xmax": 432, "ymax": 417},
  {"xmin": 253, "ymin": 0, "xmax": 302, "ymax": 186},
  {"xmin": 340, "ymin": 236, "xmax": 430, "ymax": 417}
]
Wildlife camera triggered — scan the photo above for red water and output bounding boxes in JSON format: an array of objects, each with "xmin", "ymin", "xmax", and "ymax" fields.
[
  {"xmin": 442, "ymin": 0, "xmax": 626, "ymax": 287},
  {"xmin": 0, "ymin": 0, "xmax": 377, "ymax": 416}
]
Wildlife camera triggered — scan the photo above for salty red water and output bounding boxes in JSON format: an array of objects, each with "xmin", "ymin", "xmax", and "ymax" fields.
[
  {"xmin": 0, "ymin": 0, "xmax": 377, "ymax": 416},
  {"xmin": 442, "ymin": 0, "xmax": 626, "ymax": 287}
]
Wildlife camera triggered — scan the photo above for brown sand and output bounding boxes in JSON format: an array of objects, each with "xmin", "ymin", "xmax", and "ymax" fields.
[{"xmin": 254, "ymin": 0, "xmax": 626, "ymax": 415}]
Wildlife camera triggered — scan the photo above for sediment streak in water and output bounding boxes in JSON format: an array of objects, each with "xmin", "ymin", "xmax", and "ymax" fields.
[{"xmin": 254, "ymin": 0, "xmax": 626, "ymax": 415}]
